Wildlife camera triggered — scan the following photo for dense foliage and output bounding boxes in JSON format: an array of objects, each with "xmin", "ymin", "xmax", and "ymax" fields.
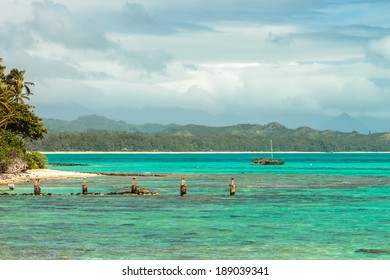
[
  {"xmin": 0, "ymin": 58, "xmax": 47, "ymax": 173},
  {"xmin": 28, "ymin": 130, "xmax": 390, "ymax": 152}
]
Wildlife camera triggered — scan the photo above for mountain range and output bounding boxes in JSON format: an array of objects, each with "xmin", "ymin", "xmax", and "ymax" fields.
[
  {"xmin": 35, "ymin": 103, "xmax": 390, "ymax": 134},
  {"xmin": 43, "ymin": 115, "xmax": 180, "ymax": 134},
  {"xmin": 42, "ymin": 114, "xmax": 379, "ymax": 137}
]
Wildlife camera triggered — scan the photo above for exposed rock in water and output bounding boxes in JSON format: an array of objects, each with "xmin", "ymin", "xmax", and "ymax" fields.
[
  {"xmin": 106, "ymin": 187, "xmax": 159, "ymax": 196},
  {"xmin": 49, "ymin": 163, "xmax": 89, "ymax": 166},
  {"xmin": 91, "ymin": 172, "xmax": 166, "ymax": 177},
  {"xmin": 1, "ymin": 187, "xmax": 159, "ymax": 196},
  {"xmin": 136, "ymin": 187, "xmax": 158, "ymax": 195},
  {"xmin": 355, "ymin": 249, "xmax": 390, "ymax": 254}
]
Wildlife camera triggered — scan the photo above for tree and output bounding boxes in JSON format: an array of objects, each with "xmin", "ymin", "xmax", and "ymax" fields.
[
  {"xmin": 0, "ymin": 84, "xmax": 15, "ymax": 127},
  {"xmin": 6, "ymin": 68, "xmax": 34, "ymax": 104},
  {"xmin": 0, "ymin": 57, "xmax": 47, "ymax": 172},
  {"xmin": 0, "ymin": 58, "xmax": 46, "ymax": 139},
  {"xmin": 0, "ymin": 59, "xmax": 16, "ymax": 128}
]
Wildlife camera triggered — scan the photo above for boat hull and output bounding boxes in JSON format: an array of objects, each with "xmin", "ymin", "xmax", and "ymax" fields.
[{"xmin": 251, "ymin": 158, "xmax": 285, "ymax": 165}]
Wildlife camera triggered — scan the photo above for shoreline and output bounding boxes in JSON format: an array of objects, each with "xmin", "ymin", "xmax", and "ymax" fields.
[
  {"xmin": 0, "ymin": 169, "xmax": 98, "ymax": 185},
  {"xmin": 41, "ymin": 151, "xmax": 390, "ymax": 154}
]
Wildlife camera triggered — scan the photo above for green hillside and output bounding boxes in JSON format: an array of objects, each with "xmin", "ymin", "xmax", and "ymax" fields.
[
  {"xmin": 34, "ymin": 114, "xmax": 390, "ymax": 152},
  {"xmin": 43, "ymin": 114, "xmax": 179, "ymax": 133}
]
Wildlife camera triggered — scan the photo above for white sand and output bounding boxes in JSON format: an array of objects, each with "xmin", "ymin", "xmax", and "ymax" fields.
[{"xmin": 0, "ymin": 169, "xmax": 98, "ymax": 184}]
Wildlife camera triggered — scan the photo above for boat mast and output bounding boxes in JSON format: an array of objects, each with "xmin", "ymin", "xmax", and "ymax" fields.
[{"xmin": 270, "ymin": 139, "xmax": 273, "ymax": 159}]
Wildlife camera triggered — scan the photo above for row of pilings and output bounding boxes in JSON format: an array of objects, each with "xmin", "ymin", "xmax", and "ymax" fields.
[{"xmin": 29, "ymin": 176, "xmax": 237, "ymax": 196}]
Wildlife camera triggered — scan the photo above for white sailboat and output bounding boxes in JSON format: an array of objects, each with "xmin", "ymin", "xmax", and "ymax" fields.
[{"xmin": 251, "ymin": 139, "xmax": 285, "ymax": 165}]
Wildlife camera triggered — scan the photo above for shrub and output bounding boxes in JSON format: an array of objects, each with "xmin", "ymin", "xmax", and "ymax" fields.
[{"xmin": 25, "ymin": 151, "xmax": 47, "ymax": 169}]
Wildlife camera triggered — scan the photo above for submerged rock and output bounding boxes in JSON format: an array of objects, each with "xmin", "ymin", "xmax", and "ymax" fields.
[
  {"xmin": 49, "ymin": 163, "xmax": 89, "ymax": 166},
  {"xmin": 92, "ymin": 172, "xmax": 166, "ymax": 177},
  {"xmin": 356, "ymin": 249, "xmax": 390, "ymax": 254},
  {"xmin": 106, "ymin": 187, "xmax": 159, "ymax": 196},
  {"xmin": 0, "ymin": 187, "xmax": 159, "ymax": 196}
]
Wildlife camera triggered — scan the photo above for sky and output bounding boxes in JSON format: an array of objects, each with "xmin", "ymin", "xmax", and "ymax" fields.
[{"xmin": 1, "ymin": 0, "xmax": 390, "ymax": 130}]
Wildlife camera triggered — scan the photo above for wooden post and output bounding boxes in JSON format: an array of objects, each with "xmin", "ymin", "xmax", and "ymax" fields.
[
  {"xmin": 131, "ymin": 177, "xmax": 137, "ymax": 194},
  {"xmin": 34, "ymin": 178, "xmax": 41, "ymax": 195},
  {"xmin": 229, "ymin": 177, "xmax": 235, "ymax": 196},
  {"xmin": 82, "ymin": 177, "xmax": 88, "ymax": 195},
  {"xmin": 180, "ymin": 177, "xmax": 187, "ymax": 196}
]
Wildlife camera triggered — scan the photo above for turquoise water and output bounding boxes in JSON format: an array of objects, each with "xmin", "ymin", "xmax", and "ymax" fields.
[{"xmin": 1, "ymin": 153, "xmax": 389, "ymax": 259}]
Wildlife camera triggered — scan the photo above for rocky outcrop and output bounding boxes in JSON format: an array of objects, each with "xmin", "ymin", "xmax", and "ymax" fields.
[{"xmin": 2, "ymin": 157, "xmax": 28, "ymax": 174}]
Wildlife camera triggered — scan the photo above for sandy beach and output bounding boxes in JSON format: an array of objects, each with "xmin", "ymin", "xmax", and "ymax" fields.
[{"xmin": 0, "ymin": 169, "xmax": 98, "ymax": 185}]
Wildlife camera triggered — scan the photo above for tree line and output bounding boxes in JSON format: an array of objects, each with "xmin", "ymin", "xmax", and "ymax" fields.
[{"xmin": 28, "ymin": 130, "xmax": 390, "ymax": 152}]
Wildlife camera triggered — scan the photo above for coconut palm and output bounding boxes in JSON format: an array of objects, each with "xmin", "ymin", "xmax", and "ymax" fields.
[
  {"xmin": 0, "ymin": 84, "xmax": 15, "ymax": 128},
  {"xmin": 5, "ymin": 68, "xmax": 34, "ymax": 104},
  {"xmin": 1, "ymin": 58, "xmax": 36, "ymax": 128}
]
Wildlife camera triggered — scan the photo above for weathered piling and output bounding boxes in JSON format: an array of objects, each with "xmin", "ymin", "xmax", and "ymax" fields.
[
  {"xmin": 131, "ymin": 177, "xmax": 137, "ymax": 194},
  {"xmin": 229, "ymin": 177, "xmax": 235, "ymax": 196},
  {"xmin": 34, "ymin": 178, "xmax": 41, "ymax": 195},
  {"xmin": 180, "ymin": 177, "xmax": 187, "ymax": 196},
  {"xmin": 82, "ymin": 177, "xmax": 88, "ymax": 195}
]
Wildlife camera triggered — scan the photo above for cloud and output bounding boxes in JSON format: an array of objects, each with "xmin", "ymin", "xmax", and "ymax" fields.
[
  {"xmin": 267, "ymin": 32, "xmax": 293, "ymax": 46},
  {"xmin": 112, "ymin": 47, "xmax": 172, "ymax": 75},
  {"xmin": 5, "ymin": 51, "xmax": 84, "ymax": 80},
  {"xmin": 121, "ymin": 2, "xmax": 163, "ymax": 34},
  {"xmin": 33, "ymin": 78, "xmax": 106, "ymax": 106},
  {"xmin": 28, "ymin": 1, "xmax": 112, "ymax": 50},
  {"xmin": 0, "ymin": 22, "xmax": 34, "ymax": 51},
  {"xmin": 2, "ymin": 0, "xmax": 390, "ymax": 128},
  {"xmin": 367, "ymin": 35, "xmax": 390, "ymax": 66}
]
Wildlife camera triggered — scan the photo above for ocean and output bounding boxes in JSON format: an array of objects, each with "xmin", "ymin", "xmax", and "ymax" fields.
[{"xmin": 1, "ymin": 152, "xmax": 389, "ymax": 260}]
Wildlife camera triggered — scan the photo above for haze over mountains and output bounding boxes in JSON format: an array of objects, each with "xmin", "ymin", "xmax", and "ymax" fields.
[
  {"xmin": 36, "ymin": 103, "xmax": 389, "ymax": 134},
  {"xmin": 42, "ymin": 113, "xmax": 386, "ymax": 135}
]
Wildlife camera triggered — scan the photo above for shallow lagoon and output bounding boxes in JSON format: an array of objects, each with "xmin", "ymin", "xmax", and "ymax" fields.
[{"xmin": 1, "ymin": 153, "xmax": 389, "ymax": 259}]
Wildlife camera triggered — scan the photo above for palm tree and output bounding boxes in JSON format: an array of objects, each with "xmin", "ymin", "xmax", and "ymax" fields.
[
  {"xmin": 1, "ymin": 58, "xmax": 36, "ymax": 129},
  {"xmin": 0, "ymin": 57, "xmax": 5, "ymax": 76},
  {"xmin": 0, "ymin": 84, "xmax": 16, "ymax": 128},
  {"xmin": 0, "ymin": 58, "xmax": 15, "ymax": 128},
  {"xmin": 5, "ymin": 68, "xmax": 34, "ymax": 104}
]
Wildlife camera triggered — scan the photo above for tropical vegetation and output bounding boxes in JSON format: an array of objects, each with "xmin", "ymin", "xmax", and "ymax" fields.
[
  {"xmin": 0, "ymin": 57, "xmax": 47, "ymax": 173},
  {"xmin": 28, "ymin": 129, "xmax": 390, "ymax": 152},
  {"xmin": 27, "ymin": 114, "xmax": 390, "ymax": 152}
]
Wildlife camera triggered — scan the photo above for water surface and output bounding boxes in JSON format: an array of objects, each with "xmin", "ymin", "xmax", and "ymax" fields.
[{"xmin": 1, "ymin": 153, "xmax": 389, "ymax": 259}]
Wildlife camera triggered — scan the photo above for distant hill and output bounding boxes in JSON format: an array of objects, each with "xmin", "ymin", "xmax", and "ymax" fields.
[
  {"xmin": 159, "ymin": 122, "xmax": 295, "ymax": 137},
  {"xmin": 31, "ymin": 114, "xmax": 390, "ymax": 152},
  {"xmin": 43, "ymin": 114, "xmax": 366, "ymax": 139},
  {"xmin": 158, "ymin": 121, "xmax": 361, "ymax": 142},
  {"xmin": 321, "ymin": 113, "xmax": 369, "ymax": 134},
  {"xmin": 43, "ymin": 114, "xmax": 180, "ymax": 134}
]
